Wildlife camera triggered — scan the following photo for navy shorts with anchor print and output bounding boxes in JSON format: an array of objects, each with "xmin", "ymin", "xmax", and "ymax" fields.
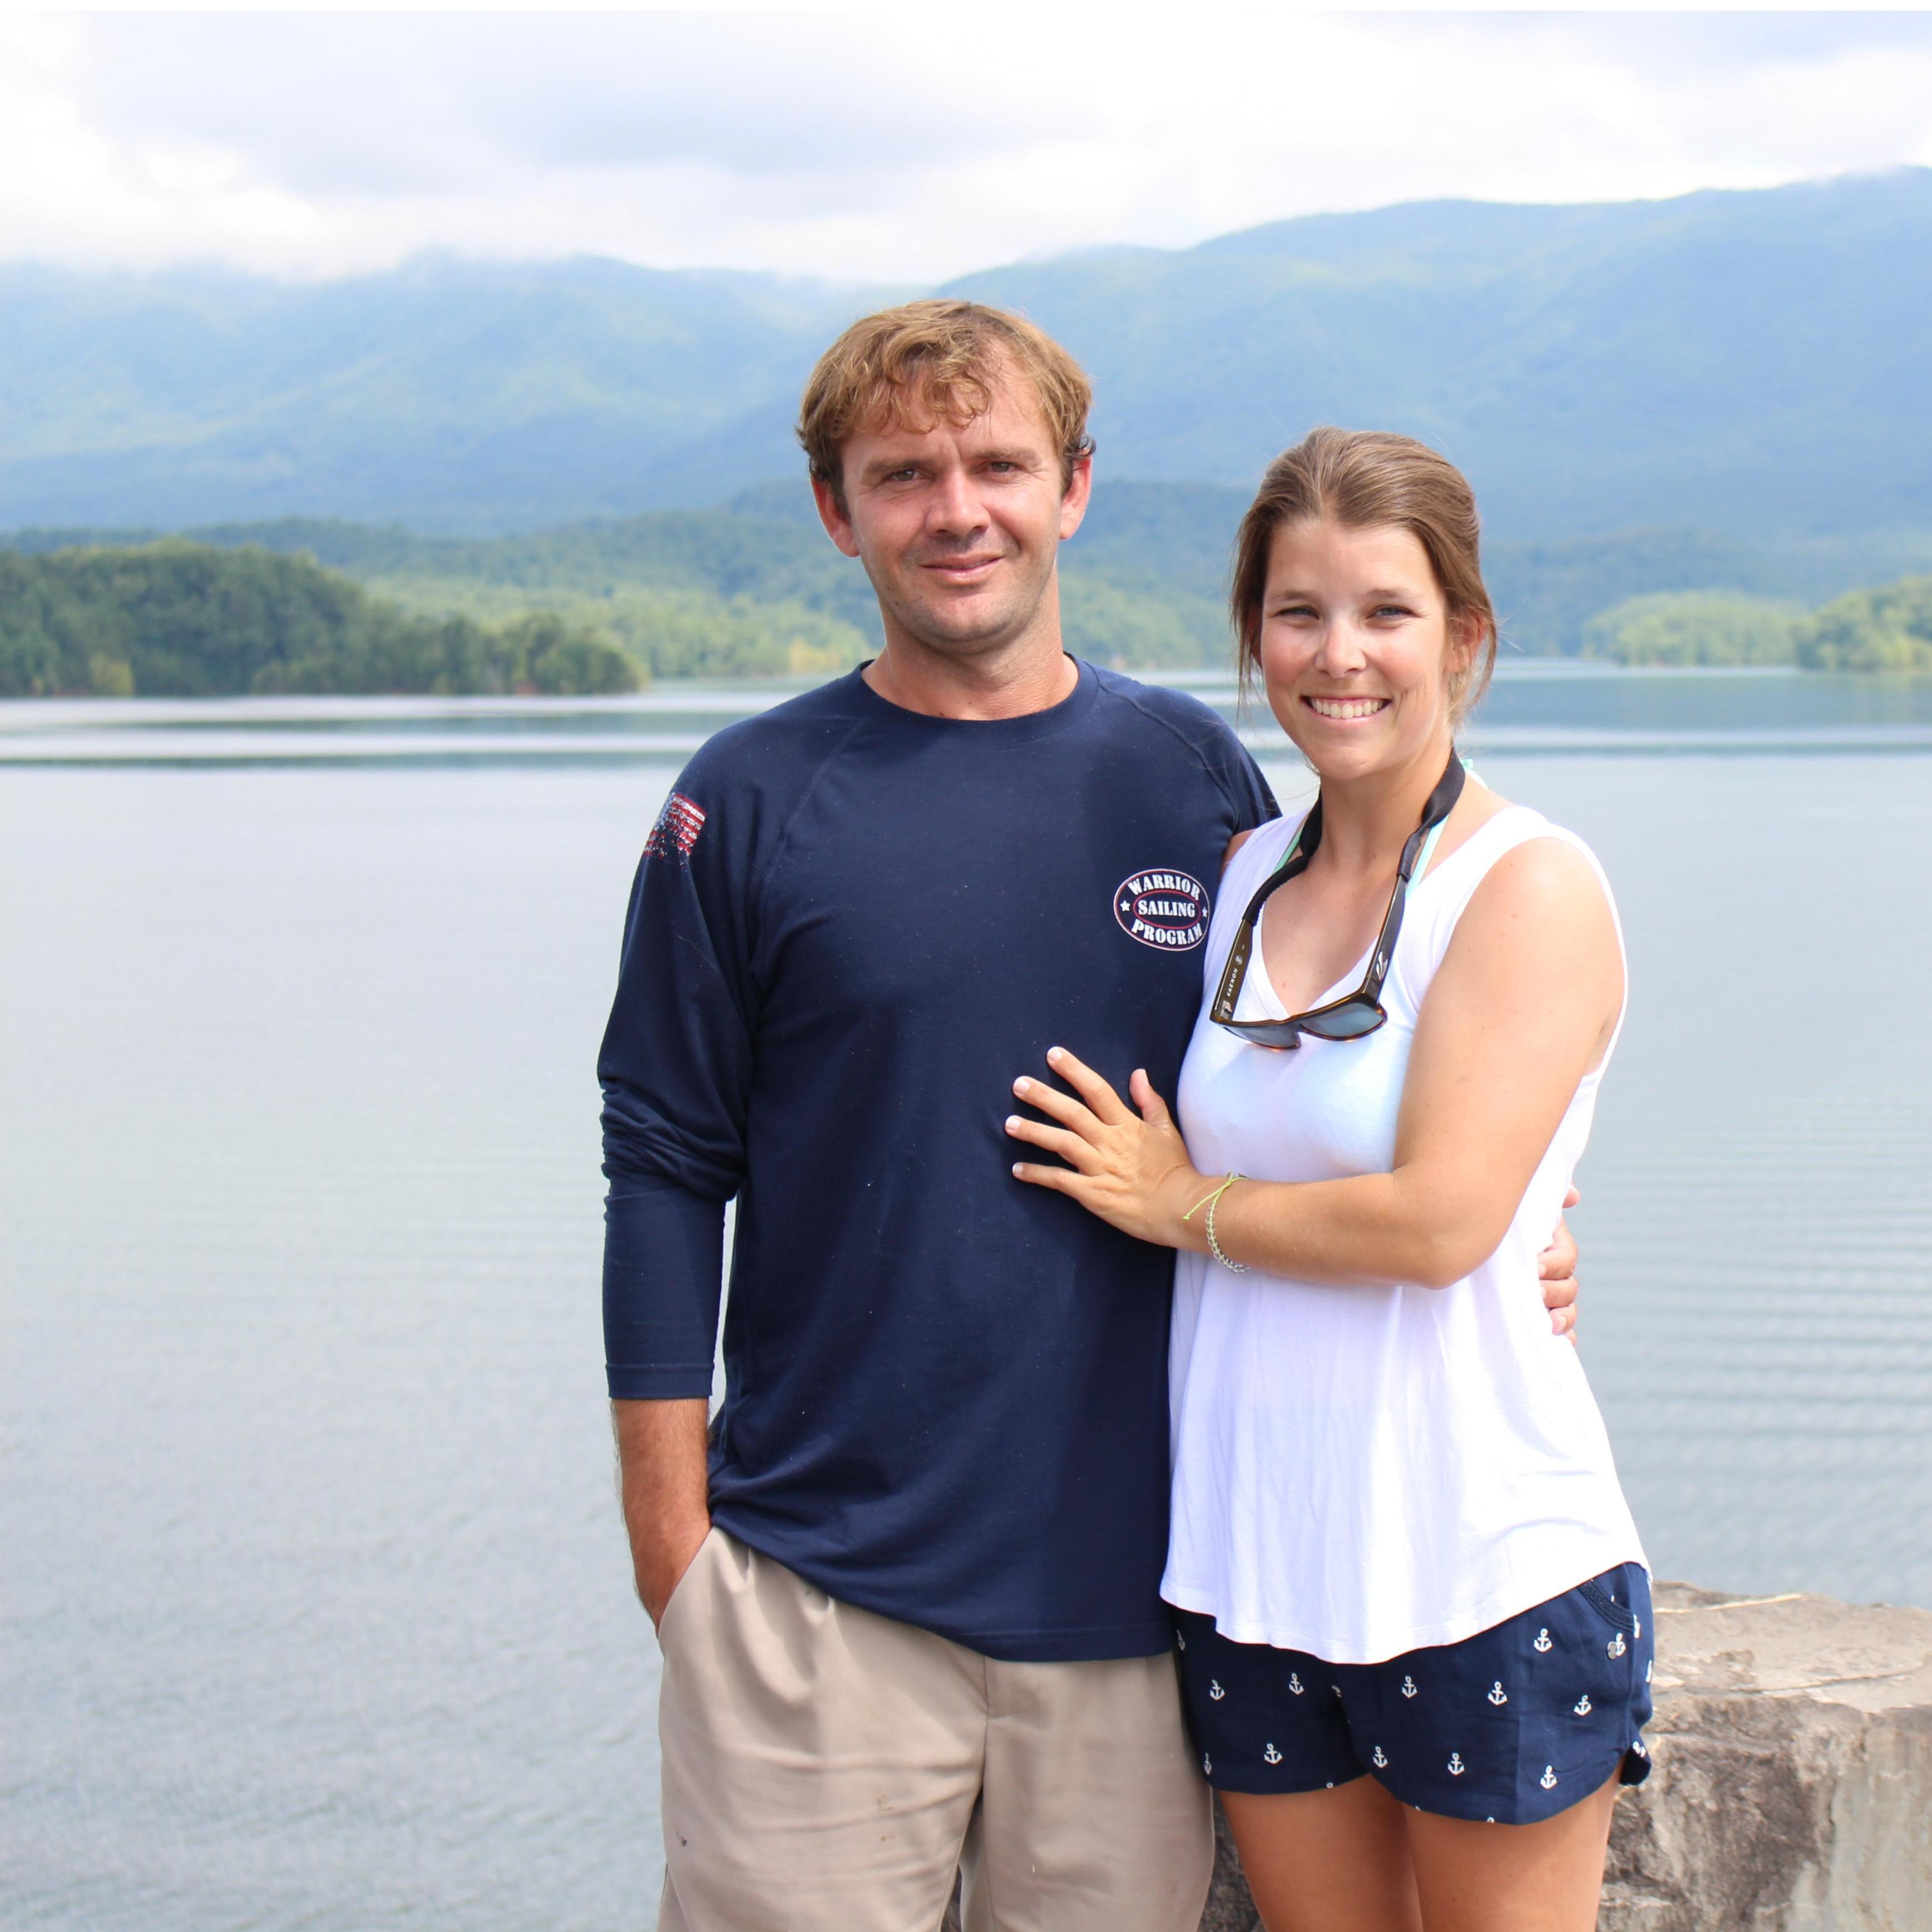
[{"xmin": 1172, "ymin": 1564, "xmax": 1653, "ymax": 1826}]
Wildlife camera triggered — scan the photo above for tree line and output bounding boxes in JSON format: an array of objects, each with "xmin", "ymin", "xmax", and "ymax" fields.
[
  {"xmin": 6, "ymin": 533, "xmax": 1930, "ymax": 698},
  {"xmin": 0, "ymin": 531, "xmax": 1231, "ymax": 691},
  {"xmin": 0, "ymin": 543, "xmax": 638, "ymax": 698},
  {"xmin": 1581, "ymin": 579, "xmax": 1932, "ymax": 670}
]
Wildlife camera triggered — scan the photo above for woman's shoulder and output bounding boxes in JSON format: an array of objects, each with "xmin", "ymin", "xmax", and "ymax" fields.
[
  {"xmin": 1442, "ymin": 812, "xmax": 1620, "ymax": 969},
  {"xmin": 1398, "ymin": 799, "xmax": 1618, "ymax": 985},
  {"xmin": 1476, "ymin": 823, "xmax": 1608, "ymax": 907}
]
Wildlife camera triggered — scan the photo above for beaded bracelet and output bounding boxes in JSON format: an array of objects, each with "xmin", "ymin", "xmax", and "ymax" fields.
[
  {"xmin": 1206, "ymin": 1183, "xmax": 1249, "ymax": 1273},
  {"xmin": 1182, "ymin": 1173, "xmax": 1249, "ymax": 1273}
]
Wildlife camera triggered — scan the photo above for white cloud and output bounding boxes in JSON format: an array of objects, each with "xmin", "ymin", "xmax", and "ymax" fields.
[{"xmin": 1, "ymin": 9, "xmax": 1930, "ymax": 282}]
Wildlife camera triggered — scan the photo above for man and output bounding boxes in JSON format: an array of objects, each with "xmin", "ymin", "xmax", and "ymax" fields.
[{"xmin": 600, "ymin": 300, "xmax": 1578, "ymax": 1932}]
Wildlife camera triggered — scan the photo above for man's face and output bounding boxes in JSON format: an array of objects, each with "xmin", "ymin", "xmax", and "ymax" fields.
[{"xmin": 814, "ymin": 363, "xmax": 1091, "ymax": 662}]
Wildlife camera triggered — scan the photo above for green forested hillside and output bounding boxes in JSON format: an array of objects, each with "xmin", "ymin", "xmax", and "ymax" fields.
[
  {"xmin": 1580, "ymin": 579, "xmax": 1932, "ymax": 669},
  {"xmin": 3, "ymin": 171, "xmax": 1931, "ymax": 545},
  {"xmin": 1798, "ymin": 577, "xmax": 1932, "ymax": 671},
  {"xmin": 13, "ymin": 481, "xmax": 1932, "ymax": 676},
  {"xmin": 0, "ymin": 488, "xmax": 1234, "ymax": 674},
  {"xmin": 0, "ymin": 544, "xmax": 638, "ymax": 698},
  {"xmin": 1582, "ymin": 592, "xmax": 1802, "ymax": 666},
  {"xmin": 7, "ymin": 520, "xmax": 1929, "ymax": 693}
]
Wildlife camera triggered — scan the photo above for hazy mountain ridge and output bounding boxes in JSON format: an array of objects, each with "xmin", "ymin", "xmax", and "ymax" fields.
[
  {"xmin": 944, "ymin": 172, "xmax": 1932, "ymax": 541},
  {"xmin": 3, "ymin": 172, "xmax": 1930, "ymax": 544},
  {"xmin": 0, "ymin": 258, "xmax": 886, "ymax": 531}
]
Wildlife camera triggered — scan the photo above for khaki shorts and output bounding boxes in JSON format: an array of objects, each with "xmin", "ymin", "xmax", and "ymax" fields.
[{"xmin": 655, "ymin": 1528, "xmax": 1213, "ymax": 1932}]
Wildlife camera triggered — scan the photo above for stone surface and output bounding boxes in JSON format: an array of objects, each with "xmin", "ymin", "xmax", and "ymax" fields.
[
  {"xmin": 1196, "ymin": 1584, "xmax": 1932, "ymax": 1932},
  {"xmin": 1602, "ymin": 1583, "xmax": 1932, "ymax": 1931}
]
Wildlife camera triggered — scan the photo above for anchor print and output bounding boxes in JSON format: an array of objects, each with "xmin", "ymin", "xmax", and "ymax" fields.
[
  {"xmin": 1632, "ymin": 1740, "xmax": 1648, "ymax": 1759},
  {"xmin": 1263, "ymin": 1743, "xmax": 1282, "ymax": 1766},
  {"xmin": 1175, "ymin": 1631, "xmax": 1186, "ymax": 1651},
  {"xmin": 1331, "ymin": 1685, "xmax": 1343, "ymax": 1698},
  {"xmin": 1202, "ymin": 1753, "xmax": 1212, "ymax": 1776},
  {"xmin": 1288, "ymin": 1672, "xmax": 1305, "ymax": 1695},
  {"xmin": 1573, "ymin": 1694, "xmax": 1593, "ymax": 1716},
  {"xmin": 1446, "ymin": 1752, "xmax": 1466, "ymax": 1776},
  {"xmin": 1634, "ymin": 1618, "xmax": 1642, "ymax": 1640},
  {"xmin": 1539, "ymin": 1766, "xmax": 1559, "ymax": 1790},
  {"xmin": 1400, "ymin": 1674, "xmax": 1419, "ymax": 1698},
  {"xmin": 1209, "ymin": 1679, "xmax": 1227, "ymax": 1701},
  {"xmin": 1646, "ymin": 1659, "xmax": 1653, "ymax": 1684},
  {"xmin": 1607, "ymin": 1632, "xmax": 1627, "ymax": 1661},
  {"xmin": 1371, "ymin": 1746, "xmax": 1389, "ymax": 1769},
  {"xmin": 1486, "ymin": 1681, "xmax": 1509, "ymax": 1706},
  {"xmin": 1533, "ymin": 1628, "xmax": 1553, "ymax": 1653}
]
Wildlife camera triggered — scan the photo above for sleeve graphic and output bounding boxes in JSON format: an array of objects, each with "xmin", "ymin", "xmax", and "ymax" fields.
[{"xmin": 644, "ymin": 790, "xmax": 707, "ymax": 862}]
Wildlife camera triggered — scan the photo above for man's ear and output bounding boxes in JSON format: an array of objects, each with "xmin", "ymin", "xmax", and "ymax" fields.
[
  {"xmin": 811, "ymin": 473, "xmax": 862, "ymax": 559},
  {"xmin": 1057, "ymin": 452, "xmax": 1094, "ymax": 543}
]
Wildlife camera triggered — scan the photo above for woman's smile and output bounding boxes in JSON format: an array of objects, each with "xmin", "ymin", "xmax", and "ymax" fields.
[{"xmin": 1301, "ymin": 693, "xmax": 1391, "ymax": 721}]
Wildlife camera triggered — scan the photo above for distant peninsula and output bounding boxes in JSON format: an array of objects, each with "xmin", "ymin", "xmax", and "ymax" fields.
[{"xmin": 1583, "ymin": 579, "xmax": 1932, "ymax": 671}]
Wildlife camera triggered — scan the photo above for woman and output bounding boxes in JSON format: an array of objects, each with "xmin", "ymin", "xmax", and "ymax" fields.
[{"xmin": 1006, "ymin": 428, "xmax": 1649, "ymax": 1932}]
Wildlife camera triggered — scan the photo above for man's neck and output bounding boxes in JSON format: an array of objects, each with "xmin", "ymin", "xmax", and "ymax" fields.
[{"xmin": 862, "ymin": 622, "xmax": 1079, "ymax": 722}]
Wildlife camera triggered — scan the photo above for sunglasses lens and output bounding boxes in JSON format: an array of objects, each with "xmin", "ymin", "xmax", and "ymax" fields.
[
  {"xmin": 1301, "ymin": 1001, "xmax": 1384, "ymax": 1040},
  {"xmin": 1217, "ymin": 1019, "xmax": 1302, "ymax": 1050}
]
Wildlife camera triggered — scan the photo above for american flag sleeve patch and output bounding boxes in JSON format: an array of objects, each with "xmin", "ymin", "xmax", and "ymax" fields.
[{"xmin": 644, "ymin": 791, "xmax": 707, "ymax": 861}]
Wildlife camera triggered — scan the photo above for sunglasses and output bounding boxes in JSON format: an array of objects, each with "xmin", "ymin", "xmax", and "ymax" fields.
[{"xmin": 1210, "ymin": 750, "xmax": 1466, "ymax": 1051}]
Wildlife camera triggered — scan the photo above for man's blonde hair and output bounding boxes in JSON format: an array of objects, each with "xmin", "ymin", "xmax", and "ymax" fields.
[{"xmin": 797, "ymin": 299, "xmax": 1094, "ymax": 510}]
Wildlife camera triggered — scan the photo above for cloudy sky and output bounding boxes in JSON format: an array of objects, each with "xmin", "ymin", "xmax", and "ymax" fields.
[{"xmin": 3, "ymin": 7, "xmax": 1931, "ymax": 284}]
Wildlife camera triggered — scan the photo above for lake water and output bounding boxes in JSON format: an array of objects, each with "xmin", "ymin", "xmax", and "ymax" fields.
[{"xmin": 4, "ymin": 664, "xmax": 1931, "ymax": 1931}]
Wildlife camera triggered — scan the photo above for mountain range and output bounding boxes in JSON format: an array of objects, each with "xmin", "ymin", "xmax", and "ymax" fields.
[{"xmin": 3, "ymin": 170, "xmax": 1930, "ymax": 549}]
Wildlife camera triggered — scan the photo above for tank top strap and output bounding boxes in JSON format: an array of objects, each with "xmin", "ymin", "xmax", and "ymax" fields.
[{"xmin": 1419, "ymin": 804, "xmax": 1557, "ymax": 930}]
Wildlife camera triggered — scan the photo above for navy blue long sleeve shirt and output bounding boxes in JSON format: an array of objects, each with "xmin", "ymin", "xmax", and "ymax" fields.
[{"xmin": 600, "ymin": 661, "xmax": 1277, "ymax": 1661}]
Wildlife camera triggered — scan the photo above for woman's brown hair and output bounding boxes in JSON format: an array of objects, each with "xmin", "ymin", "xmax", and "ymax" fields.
[{"xmin": 1230, "ymin": 427, "xmax": 1498, "ymax": 725}]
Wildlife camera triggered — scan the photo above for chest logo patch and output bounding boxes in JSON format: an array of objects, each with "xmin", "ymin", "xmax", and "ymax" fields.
[{"xmin": 1114, "ymin": 868, "xmax": 1209, "ymax": 951}]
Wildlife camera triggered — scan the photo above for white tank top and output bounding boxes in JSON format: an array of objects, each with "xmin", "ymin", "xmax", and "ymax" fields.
[{"xmin": 1162, "ymin": 803, "xmax": 1646, "ymax": 1663}]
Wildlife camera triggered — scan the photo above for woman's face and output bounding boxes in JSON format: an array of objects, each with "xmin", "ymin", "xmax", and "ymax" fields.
[{"xmin": 1256, "ymin": 517, "xmax": 1474, "ymax": 784}]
